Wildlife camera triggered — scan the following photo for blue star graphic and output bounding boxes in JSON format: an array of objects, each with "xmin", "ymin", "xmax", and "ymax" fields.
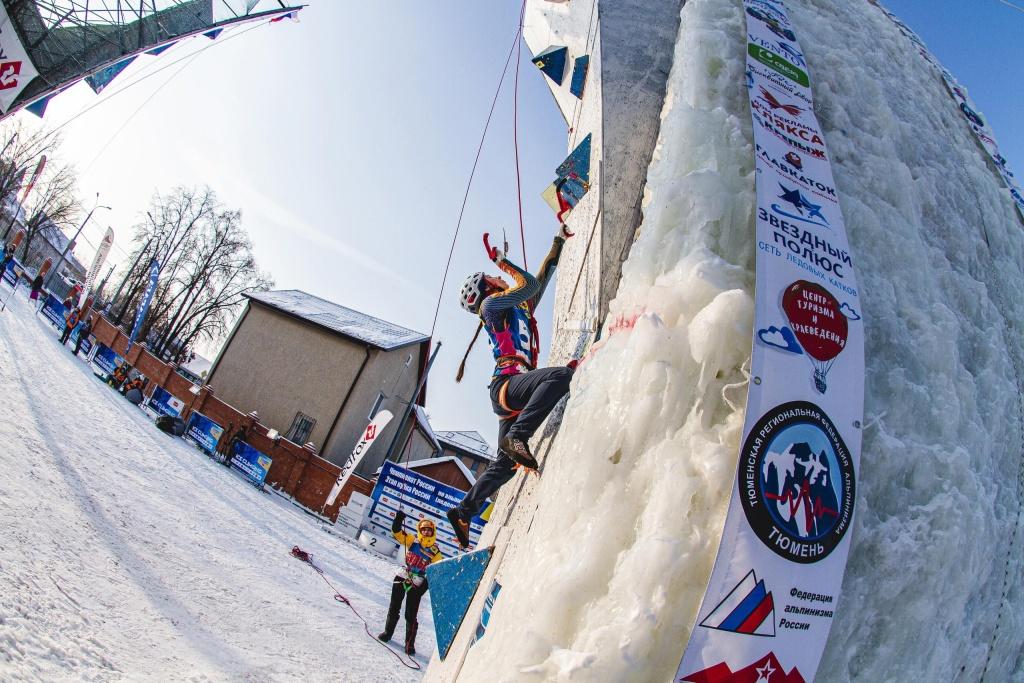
[{"xmin": 778, "ymin": 184, "xmax": 805, "ymax": 214}]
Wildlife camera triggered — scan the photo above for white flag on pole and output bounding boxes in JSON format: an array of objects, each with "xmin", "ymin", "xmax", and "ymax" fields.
[{"xmin": 325, "ymin": 409, "xmax": 395, "ymax": 508}]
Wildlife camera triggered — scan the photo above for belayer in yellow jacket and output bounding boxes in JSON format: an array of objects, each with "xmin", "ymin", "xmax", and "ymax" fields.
[{"xmin": 378, "ymin": 511, "xmax": 441, "ymax": 656}]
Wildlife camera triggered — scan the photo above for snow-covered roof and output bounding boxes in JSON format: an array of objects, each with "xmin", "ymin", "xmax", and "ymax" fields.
[
  {"xmin": 246, "ymin": 289, "xmax": 428, "ymax": 351},
  {"xmin": 412, "ymin": 405, "xmax": 441, "ymax": 452},
  {"xmin": 436, "ymin": 430, "xmax": 495, "ymax": 461},
  {"xmin": 375, "ymin": 455, "xmax": 477, "ymax": 486},
  {"xmin": 181, "ymin": 354, "xmax": 211, "ymax": 377}
]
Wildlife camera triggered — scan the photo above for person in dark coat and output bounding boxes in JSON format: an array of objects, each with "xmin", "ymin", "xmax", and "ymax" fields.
[
  {"xmin": 72, "ymin": 315, "xmax": 93, "ymax": 356},
  {"xmin": 29, "ymin": 274, "xmax": 44, "ymax": 311}
]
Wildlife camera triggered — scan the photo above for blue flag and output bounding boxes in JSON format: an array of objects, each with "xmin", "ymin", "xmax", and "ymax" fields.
[{"xmin": 128, "ymin": 259, "xmax": 160, "ymax": 351}]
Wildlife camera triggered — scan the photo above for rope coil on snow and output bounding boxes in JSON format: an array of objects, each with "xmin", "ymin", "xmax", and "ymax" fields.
[{"xmin": 290, "ymin": 546, "xmax": 421, "ymax": 671}]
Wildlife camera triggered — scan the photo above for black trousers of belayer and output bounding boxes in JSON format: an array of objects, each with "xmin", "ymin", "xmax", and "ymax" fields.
[
  {"xmin": 383, "ymin": 575, "xmax": 428, "ymax": 639},
  {"xmin": 453, "ymin": 365, "xmax": 573, "ymax": 521}
]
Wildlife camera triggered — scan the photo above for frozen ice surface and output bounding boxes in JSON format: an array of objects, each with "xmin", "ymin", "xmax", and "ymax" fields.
[
  {"xmin": 0, "ymin": 292, "xmax": 432, "ymax": 681},
  {"xmin": 457, "ymin": 0, "xmax": 1024, "ymax": 681}
]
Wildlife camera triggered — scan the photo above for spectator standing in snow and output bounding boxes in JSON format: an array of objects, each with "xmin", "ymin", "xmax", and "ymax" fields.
[
  {"xmin": 215, "ymin": 421, "xmax": 236, "ymax": 461},
  {"xmin": 29, "ymin": 274, "xmax": 44, "ymax": 311},
  {"xmin": 223, "ymin": 425, "xmax": 248, "ymax": 467},
  {"xmin": 59, "ymin": 307, "xmax": 81, "ymax": 345},
  {"xmin": 378, "ymin": 511, "xmax": 441, "ymax": 656},
  {"xmin": 72, "ymin": 315, "xmax": 93, "ymax": 356},
  {"xmin": 0, "ymin": 242, "xmax": 14, "ymax": 277}
]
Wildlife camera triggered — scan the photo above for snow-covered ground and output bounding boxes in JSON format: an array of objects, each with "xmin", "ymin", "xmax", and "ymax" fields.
[{"xmin": 0, "ymin": 290, "xmax": 431, "ymax": 682}]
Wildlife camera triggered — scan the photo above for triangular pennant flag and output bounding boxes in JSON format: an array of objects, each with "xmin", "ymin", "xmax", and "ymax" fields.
[
  {"xmin": 532, "ymin": 45, "xmax": 568, "ymax": 86},
  {"xmin": 85, "ymin": 56, "xmax": 137, "ymax": 94},
  {"xmin": 25, "ymin": 93, "xmax": 55, "ymax": 118},
  {"xmin": 203, "ymin": 28, "xmax": 224, "ymax": 40},
  {"xmin": 270, "ymin": 10, "xmax": 300, "ymax": 22},
  {"xmin": 146, "ymin": 42, "xmax": 177, "ymax": 56}
]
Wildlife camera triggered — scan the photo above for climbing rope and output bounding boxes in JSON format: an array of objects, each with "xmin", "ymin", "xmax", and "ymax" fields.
[
  {"xmin": 428, "ymin": 6, "xmax": 527, "ymax": 339},
  {"xmin": 290, "ymin": 546, "xmax": 421, "ymax": 671},
  {"xmin": 513, "ymin": 0, "xmax": 528, "ymax": 270}
]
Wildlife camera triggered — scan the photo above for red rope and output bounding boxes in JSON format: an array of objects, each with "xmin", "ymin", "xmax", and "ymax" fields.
[
  {"xmin": 428, "ymin": 24, "xmax": 522, "ymax": 339},
  {"xmin": 290, "ymin": 546, "xmax": 421, "ymax": 671},
  {"xmin": 513, "ymin": 0, "xmax": 528, "ymax": 270}
]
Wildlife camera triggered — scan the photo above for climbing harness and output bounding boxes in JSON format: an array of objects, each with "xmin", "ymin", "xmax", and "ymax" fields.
[{"xmin": 290, "ymin": 546, "xmax": 421, "ymax": 671}]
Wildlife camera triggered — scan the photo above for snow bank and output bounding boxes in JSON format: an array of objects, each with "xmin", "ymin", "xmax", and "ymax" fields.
[
  {"xmin": 457, "ymin": 0, "xmax": 1024, "ymax": 680},
  {"xmin": 0, "ymin": 292, "xmax": 432, "ymax": 681}
]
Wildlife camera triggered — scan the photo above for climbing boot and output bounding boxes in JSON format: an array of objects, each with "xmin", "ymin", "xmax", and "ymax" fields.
[
  {"xmin": 500, "ymin": 435, "xmax": 539, "ymax": 471},
  {"xmin": 405, "ymin": 620, "xmax": 418, "ymax": 656},
  {"xmin": 446, "ymin": 508, "xmax": 471, "ymax": 550}
]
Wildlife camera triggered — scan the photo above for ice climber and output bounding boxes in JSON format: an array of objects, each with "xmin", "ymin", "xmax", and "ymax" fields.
[
  {"xmin": 378, "ymin": 511, "xmax": 442, "ymax": 656},
  {"xmin": 445, "ymin": 223, "xmax": 576, "ymax": 549}
]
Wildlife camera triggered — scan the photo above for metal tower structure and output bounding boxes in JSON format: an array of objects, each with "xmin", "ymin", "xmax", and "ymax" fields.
[{"xmin": 0, "ymin": 0, "xmax": 302, "ymax": 118}]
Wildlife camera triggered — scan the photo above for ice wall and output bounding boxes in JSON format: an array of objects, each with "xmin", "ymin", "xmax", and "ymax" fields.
[{"xmin": 447, "ymin": 0, "xmax": 1024, "ymax": 680}]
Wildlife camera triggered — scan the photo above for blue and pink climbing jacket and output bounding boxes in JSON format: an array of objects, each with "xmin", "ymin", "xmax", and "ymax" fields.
[{"xmin": 480, "ymin": 236, "xmax": 565, "ymax": 378}]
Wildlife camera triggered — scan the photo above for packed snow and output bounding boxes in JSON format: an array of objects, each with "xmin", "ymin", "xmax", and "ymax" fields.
[
  {"xmin": 0, "ymin": 291, "xmax": 433, "ymax": 681},
  {"xmin": 456, "ymin": 0, "xmax": 1024, "ymax": 681}
]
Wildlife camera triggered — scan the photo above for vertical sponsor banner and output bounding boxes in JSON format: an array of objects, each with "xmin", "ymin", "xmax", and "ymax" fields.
[
  {"xmin": 0, "ymin": 6, "xmax": 40, "ymax": 113},
  {"xmin": 324, "ymin": 409, "xmax": 394, "ymax": 507},
  {"xmin": 128, "ymin": 259, "xmax": 160, "ymax": 351},
  {"xmin": 79, "ymin": 227, "xmax": 114, "ymax": 308},
  {"xmin": 676, "ymin": 2, "xmax": 864, "ymax": 682},
  {"xmin": 870, "ymin": 2, "xmax": 1024, "ymax": 220},
  {"xmin": 21, "ymin": 156, "xmax": 46, "ymax": 202}
]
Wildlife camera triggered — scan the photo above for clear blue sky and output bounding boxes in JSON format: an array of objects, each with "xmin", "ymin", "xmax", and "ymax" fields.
[{"xmin": 16, "ymin": 0, "xmax": 1023, "ymax": 445}]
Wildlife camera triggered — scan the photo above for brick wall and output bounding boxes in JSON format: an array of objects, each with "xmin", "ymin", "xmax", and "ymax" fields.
[{"xmin": 89, "ymin": 314, "xmax": 373, "ymax": 522}]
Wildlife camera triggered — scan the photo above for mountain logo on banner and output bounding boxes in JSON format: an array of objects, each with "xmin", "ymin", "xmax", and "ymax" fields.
[
  {"xmin": 680, "ymin": 652, "xmax": 805, "ymax": 683},
  {"xmin": 739, "ymin": 401, "xmax": 856, "ymax": 564},
  {"xmin": 699, "ymin": 569, "xmax": 776, "ymax": 636},
  {"xmin": 746, "ymin": 6, "xmax": 796, "ymax": 42},
  {"xmin": 0, "ymin": 61, "xmax": 23, "ymax": 90}
]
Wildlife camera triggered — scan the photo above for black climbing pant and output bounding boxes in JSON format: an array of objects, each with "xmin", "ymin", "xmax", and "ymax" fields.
[
  {"xmin": 453, "ymin": 365, "xmax": 573, "ymax": 521},
  {"xmin": 382, "ymin": 575, "xmax": 428, "ymax": 642}
]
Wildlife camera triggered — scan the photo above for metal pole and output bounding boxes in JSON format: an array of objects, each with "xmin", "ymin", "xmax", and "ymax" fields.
[
  {"xmin": 44, "ymin": 196, "xmax": 110, "ymax": 290},
  {"xmin": 383, "ymin": 341, "xmax": 442, "ymax": 464},
  {"xmin": 106, "ymin": 236, "xmax": 151, "ymax": 317}
]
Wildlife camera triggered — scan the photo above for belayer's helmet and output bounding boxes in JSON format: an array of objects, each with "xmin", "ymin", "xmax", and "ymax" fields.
[{"xmin": 459, "ymin": 272, "xmax": 487, "ymax": 314}]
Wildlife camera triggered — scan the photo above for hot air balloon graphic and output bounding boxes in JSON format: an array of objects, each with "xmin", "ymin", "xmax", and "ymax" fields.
[{"xmin": 782, "ymin": 280, "xmax": 848, "ymax": 394}]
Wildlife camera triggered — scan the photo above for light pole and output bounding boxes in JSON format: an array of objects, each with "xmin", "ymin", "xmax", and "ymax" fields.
[{"xmin": 45, "ymin": 192, "xmax": 111, "ymax": 291}]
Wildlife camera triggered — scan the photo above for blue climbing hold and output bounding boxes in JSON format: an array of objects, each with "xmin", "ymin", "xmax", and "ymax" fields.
[
  {"xmin": 426, "ymin": 546, "xmax": 493, "ymax": 660},
  {"xmin": 532, "ymin": 46, "xmax": 568, "ymax": 86},
  {"xmin": 570, "ymin": 55, "xmax": 589, "ymax": 99}
]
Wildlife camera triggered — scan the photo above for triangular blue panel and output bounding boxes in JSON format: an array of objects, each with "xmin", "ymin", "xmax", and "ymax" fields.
[
  {"xmin": 570, "ymin": 55, "xmax": 589, "ymax": 99},
  {"xmin": 204, "ymin": 28, "xmax": 224, "ymax": 40},
  {"xmin": 146, "ymin": 42, "xmax": 177, "ymax": 56},
  {"xmin": 532, "ymin": 45, "xmax": 568, "ymax": 86},
  {"xmin": 25, "ymin": 94, "xmax": 54, "ymax": 118},
  {"xmin": 85, "ymin": 57, "xmax": 137, "ymax": 94},
  {"xmin": 426, "ymin": 547, "xmax": 493, "ymax": 660},
  {"xmin": 556, "ymin": 133, "xmax": 592, "ymax": 184}
]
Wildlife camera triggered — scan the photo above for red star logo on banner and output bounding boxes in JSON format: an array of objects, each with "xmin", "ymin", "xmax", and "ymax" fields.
[
  {"xmin": 681, "ymin": 652, "xmax": 806, "ymax": 683},
  {"xmin": 0, "ymin": 61, "xmax": 23, "ymax": 90}
]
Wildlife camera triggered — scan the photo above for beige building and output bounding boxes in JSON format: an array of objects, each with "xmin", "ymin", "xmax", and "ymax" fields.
[{"xmin": 207, "ymin": 290, "xmax": 429, "ymax": 478}]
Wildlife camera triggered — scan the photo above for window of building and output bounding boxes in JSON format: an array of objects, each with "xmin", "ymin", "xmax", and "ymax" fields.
[{"xmin": 285, "ymin": 411, "xmax": 317, "ymax": 444}]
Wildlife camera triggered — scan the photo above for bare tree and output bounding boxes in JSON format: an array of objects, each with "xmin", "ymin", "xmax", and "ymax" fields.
[
  {"xmin": 17, "ymin": 161, "xmax": 80, "ymax": 267},
  {"xmin": 0, "ymin": 121, "xmax": 63, "ymax": 241},
  {"xmin": 112, "ymin": 186, "xmax": 272, "ymax": 359}
]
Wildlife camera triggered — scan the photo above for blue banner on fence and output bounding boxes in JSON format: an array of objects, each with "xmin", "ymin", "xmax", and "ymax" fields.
[
  {"xmin": 185, "ymin": 411, "xmax": 224, "ymax": 456},
  {"xmin": 92, "ymin": 344, "xmax": 123, "ymax": 375},
  {"xmin": 40, "ymin": 293, "xmax": 66, "ymax": 328},
  {"xmin": 1, "ymin": 257, "xmax": 21, "ymax": 286},
  {"xmin": 230, "ymin": 441, "xmax": 273, "ymax": 486},
  {"xmin": 69, "ymin": 328, "xmax": 93, "ymax": 355},
  {"xmin": 148, "ymin": 385, "xmax": 185, "ymax": 417},
  {"xmin": 368, "ymin": 461, "xmax": 488, "ymax": 556}
]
